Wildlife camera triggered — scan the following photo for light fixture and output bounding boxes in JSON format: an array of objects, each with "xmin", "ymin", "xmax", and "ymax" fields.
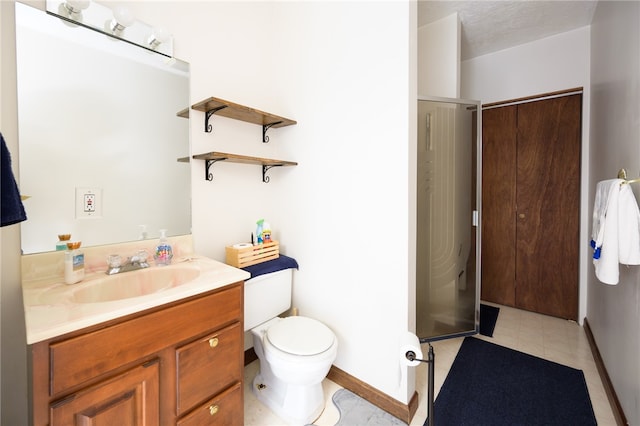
[
  {"xmin": 147, "ymin": 27, "xmax": 170, "ymax": 49},
  {"xmin": 47, "ymin": 0, "xmax": 174, "ymax": 57},
  {"xmin": 109, "ymin": 6, "xmax": 134, "ymax": 33},
  {"xmin": 63, "ymin": 0, "xmax": 89, "ymax": 14}
]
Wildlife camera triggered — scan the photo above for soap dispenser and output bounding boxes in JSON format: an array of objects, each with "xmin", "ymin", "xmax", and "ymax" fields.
[{"xmin": 154, "ymin": 229, "xmax": 173, "ymax": 266}]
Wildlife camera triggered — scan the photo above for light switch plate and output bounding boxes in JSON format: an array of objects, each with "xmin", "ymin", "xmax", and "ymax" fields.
[{"xmin": 76, "ymin": 187, "xmax": 102, "ymax": 218}]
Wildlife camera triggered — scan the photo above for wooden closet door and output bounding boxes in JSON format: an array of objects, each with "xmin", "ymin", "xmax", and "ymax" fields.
[
  {"xmin": 481, "ymin": 106, "xmax": 517, "ymax": 306},
  {"xmin": 481, "ymin": 93, "xmax": 581, "ymax": 320},
  {"xmin": 515, "ymin": 94, "xmax": 581, "ymax": 320}
]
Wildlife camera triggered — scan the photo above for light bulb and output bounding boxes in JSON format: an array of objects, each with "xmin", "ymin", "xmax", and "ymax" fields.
[
  {"xmin": 64, "ymin": 0, "xmax": 90, "ymax": 14},
  {"xmin": 110, "ymin": 6, "xmax": 134, "ymax": 32},
  {"xmin": 147, "ymin": 27, "xmax": 170, "ymax": 49}
]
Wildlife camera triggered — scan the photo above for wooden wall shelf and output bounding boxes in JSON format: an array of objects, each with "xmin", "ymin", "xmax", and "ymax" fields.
[
  {"xmin": 191, "ymin": 97, "xmax": 296, "ymax": 142},
  {"xmin": 192, "ymin": 152, "xmax": 297, "ymax": 183},
  {"xmin": 182, "ymin": 96, "xmax": 298, "ymax": 182}
]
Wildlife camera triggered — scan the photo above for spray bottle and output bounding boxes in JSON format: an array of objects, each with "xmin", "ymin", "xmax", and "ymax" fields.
[{"xmin": 256, "ymin": 219, "xmax": 264, "ymax": 244}]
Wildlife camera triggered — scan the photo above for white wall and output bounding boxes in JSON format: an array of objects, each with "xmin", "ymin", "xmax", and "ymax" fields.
[
  {"xmin": 589, "ymin": 2, "xmax": 640, "ymax": 423},
  {"xmin": 418, "ymin": 13, "xmax": 460, "ymax": 98},
  {"xmin": 266, "ymin": 3, "xmax": 414, "ymax": 401},
  {"xmin": 461, "ymin": 27, "xmax": 592, "ymax": 322},
  {"xmin": 463, "ymin": 27, "xmax": 590, "ymax": 105}
]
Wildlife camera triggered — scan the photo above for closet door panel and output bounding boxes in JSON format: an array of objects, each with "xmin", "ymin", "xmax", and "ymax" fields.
[
  {"xmin": 515, "ymin": 94, "xmax": 581, "ymax": 320},
  {"xmin": 481, "ymin": 106, "xmax": 517, "ymax": 306}
]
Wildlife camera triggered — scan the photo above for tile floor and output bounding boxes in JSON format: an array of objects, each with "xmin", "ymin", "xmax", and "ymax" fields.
[{"xmin": 244, "ymin": 303, "xmax": 618, "ymax": 425}]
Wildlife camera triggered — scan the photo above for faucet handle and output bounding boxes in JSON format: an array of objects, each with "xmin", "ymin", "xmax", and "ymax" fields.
[
  {"xmin": 135, "ymin": 250, "xmax": 149, "ymax": 263},
  {"xmin": 107, "ymin": 254, "xmax": 122, "ymax": 268}
]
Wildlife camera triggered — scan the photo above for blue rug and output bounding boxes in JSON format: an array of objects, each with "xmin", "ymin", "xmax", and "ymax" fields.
[
  {"xmin": 428, "ymin": 337, "xmax": 597, "ymax": 425},
  {"xmin": 479, "ymin": 304, "xmax": 499, "ymax": 337}
]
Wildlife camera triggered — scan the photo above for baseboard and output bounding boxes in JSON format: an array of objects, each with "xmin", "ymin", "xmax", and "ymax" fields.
[
  {"xmin": 244, "ymin": 349, "xmax": 419, "ymax": 424},
  {"xmin": 327, "ymin": 365, "xmax": 419, "ymax": 424},
  {"xmin": 584, "ymin": 318, "xmax": 628, "ymax": 425}
]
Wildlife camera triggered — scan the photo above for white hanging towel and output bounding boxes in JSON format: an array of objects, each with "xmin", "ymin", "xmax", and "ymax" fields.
[
  {"xmin": 617, "ymin": 183, "xmax": 640, "ymax": 265},
  {"xmin": 591, "ymin": 179, "xmax": 640, "ymax": 285},
  {"xmin": 591, "ymin": 179, "xmax": 622, "ymax": 284}
]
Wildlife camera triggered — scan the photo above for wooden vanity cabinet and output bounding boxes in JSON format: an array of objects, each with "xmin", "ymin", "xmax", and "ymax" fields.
[
  {"xmin": 50, "ymin": 361, "xmax": 161, "ymax": 425},
  {"xmin": 177, "ymin": 382, "xmax": 242, "ymax": 426},
  {"xmin": 29, "ymin": 282, "xmax": 244, "ymax": 426}
]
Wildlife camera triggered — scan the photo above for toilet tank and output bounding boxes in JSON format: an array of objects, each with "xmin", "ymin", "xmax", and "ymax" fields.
[{"xmin": 244, "ymin": 268, "xmax": 293, "ymax": 331}]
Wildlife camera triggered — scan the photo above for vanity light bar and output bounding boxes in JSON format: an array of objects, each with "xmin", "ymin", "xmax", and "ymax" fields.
[{"xmin": 46, "ymin": 0, "xmax": 174, "ymax": 58}]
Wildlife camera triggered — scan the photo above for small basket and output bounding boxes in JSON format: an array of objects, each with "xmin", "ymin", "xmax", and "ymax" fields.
[{"xmin": 225, "ymin": 241, "xmax": 279, "ymax": 268}]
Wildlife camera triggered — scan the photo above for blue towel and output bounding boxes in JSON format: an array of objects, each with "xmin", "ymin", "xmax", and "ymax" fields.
[
  {"xmin": 242, "ymin": 254, "xmax": 299, "ymax": 279},
  {"xmin": 1, "ymin": 132, "xmax": 27, "ymax": 227}
]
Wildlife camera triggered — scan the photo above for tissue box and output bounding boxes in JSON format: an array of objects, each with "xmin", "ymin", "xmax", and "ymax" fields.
[{"xmin": 225, "ymin": 241, "xmax": 279, "ymax": 268}]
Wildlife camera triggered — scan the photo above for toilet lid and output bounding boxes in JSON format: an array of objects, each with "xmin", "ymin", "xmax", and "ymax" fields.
[{"xmin": 266, "ymin": 316, "xmax": 335, "ymax": 356}]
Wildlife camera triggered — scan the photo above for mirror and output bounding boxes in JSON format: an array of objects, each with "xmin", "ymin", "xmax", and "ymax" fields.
[
  {"xmin": 416, "ymin": 97, "xmax": 481, "ymax": 342},
  {"xmin": 15, "ymin": 3, "xmax": 191, "ymax": 254}
]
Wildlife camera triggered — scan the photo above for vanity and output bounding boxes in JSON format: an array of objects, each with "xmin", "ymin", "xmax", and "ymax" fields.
[{"xmin": 22, "ymin": 237, "xmax": 250, "ymax": 425}]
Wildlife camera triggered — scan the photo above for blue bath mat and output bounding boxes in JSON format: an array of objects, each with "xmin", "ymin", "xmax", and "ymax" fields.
[
  {"xmin": 332, "ymin": 389, "xmax": 406, "ymax": 425},
  {"xmin": 427, "ymin": 337, "xmax": 596, "ymax": 425},
  {"xmin": 479, "ymin": 304, "xmax": 499, "ymax": 337}
]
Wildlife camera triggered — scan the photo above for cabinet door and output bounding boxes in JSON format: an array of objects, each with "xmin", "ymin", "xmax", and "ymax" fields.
[
  {"xmin": 177, "ymin": 382, "xmax": 242, "ymax": 426},
  {"xmin": 176, "ymin": 322, "xmax": 243, "ymax": 415},
  {"xmin": 50, "ymin": 361, "xmax": 159, "ymax": 426}
]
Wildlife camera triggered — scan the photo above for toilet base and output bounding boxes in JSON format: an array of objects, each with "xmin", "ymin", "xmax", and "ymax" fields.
[{"xmin": 251, "ymin": 368, "xmax": 325, "ymax": 426}]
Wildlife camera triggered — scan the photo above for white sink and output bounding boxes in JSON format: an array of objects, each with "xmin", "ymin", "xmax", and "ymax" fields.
[
  {"xmin": 37, "ymin": 264, "xmax": 202, "ymax": 304},
  {"xmin": 72, "ymin": 265, "xmax": 201, "ymax": 303}
]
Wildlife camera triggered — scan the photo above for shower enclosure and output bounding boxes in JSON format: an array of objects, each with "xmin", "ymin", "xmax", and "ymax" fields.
[{"xmin": 416, "ymin": 96, "xmax": 482, "ymax": 342}]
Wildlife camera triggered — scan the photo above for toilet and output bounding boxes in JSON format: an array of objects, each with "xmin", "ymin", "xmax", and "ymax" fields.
[{"xmin": 244, "ymin": 266, "xmax": 338, "ymax": 425}]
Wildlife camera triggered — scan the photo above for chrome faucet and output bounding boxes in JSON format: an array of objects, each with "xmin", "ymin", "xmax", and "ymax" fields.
[{"xmin": 106, "ymin": 250, "xmax": 150, "ymax": 275}]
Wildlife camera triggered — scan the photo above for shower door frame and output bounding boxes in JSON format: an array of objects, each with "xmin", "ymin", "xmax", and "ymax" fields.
[{"xmin": 416, "ymin": 95, "xmax": 482, "ymax": 343}]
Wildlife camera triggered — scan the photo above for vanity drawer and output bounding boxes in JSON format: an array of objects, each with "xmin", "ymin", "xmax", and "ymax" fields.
[
  {"xmin": 177, "ymin": 382, "xmax": 242, "ymax": 426},
  {"xmin": 50, "ymin": 283, "xmax": 242, "ymax": 396},
  {"xmin": 176, "ymin": 322, "xmax": 243, "ymax": 415}
]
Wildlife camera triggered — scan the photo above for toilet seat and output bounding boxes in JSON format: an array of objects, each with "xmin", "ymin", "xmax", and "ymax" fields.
[{"xmin": 266, "ymin": 316, "xmax": 335, "ymax": 356}]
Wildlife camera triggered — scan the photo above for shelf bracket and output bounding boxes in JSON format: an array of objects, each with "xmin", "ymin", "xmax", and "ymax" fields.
[
  {"xmin": 262, "ymin": 164, "xmax": 283, "ymax": 183},
  {"xmin": 204, "ymin": 106, "xmax": 228, "ymax": 133},
  {"xmin": 262, "ymin": 121, "xmax": 283, "ymax": 143},
  {"xmin": 204, "ymin": 158, "xmax": 227, "ymax": 181}
]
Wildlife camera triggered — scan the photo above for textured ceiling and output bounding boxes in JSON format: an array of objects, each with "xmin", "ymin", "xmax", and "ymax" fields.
[{"xmin": 418, "ymin": 1, "xmax": 598, "ymax": 60}]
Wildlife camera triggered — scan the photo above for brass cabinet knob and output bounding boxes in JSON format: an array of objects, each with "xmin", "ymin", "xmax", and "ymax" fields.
[
  {"xmin": 518, "ymin": 213, "xmax": 525, "ymax": 219},
  {"xmin": 209, "ymin": 405, "xmax": 219, "ymax": 416},
  {"xmin": 209, "ymin": 337, "xmax": 219, "ymax": 348}
]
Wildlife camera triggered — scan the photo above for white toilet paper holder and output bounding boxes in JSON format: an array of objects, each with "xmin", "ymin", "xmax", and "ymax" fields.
[{"xmin": 406, "ymin": 343, "xmax": 435, "ymax": 426}]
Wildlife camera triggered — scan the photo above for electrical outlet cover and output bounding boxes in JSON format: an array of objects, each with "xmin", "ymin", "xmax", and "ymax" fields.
[{"xmin": 76, "ymin": 187, "xmax": 102, "ymax": 218}]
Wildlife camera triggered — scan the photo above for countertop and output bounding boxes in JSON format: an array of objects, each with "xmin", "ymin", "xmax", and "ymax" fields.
[{"xmin": 22, "ymin": 255, "xmax": 250, "ymax": 344}]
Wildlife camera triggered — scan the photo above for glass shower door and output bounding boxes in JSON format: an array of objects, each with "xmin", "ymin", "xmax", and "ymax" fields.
[{"xmin": 416, "ymin": 96, "xmax": 481, "ymax": 342}]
